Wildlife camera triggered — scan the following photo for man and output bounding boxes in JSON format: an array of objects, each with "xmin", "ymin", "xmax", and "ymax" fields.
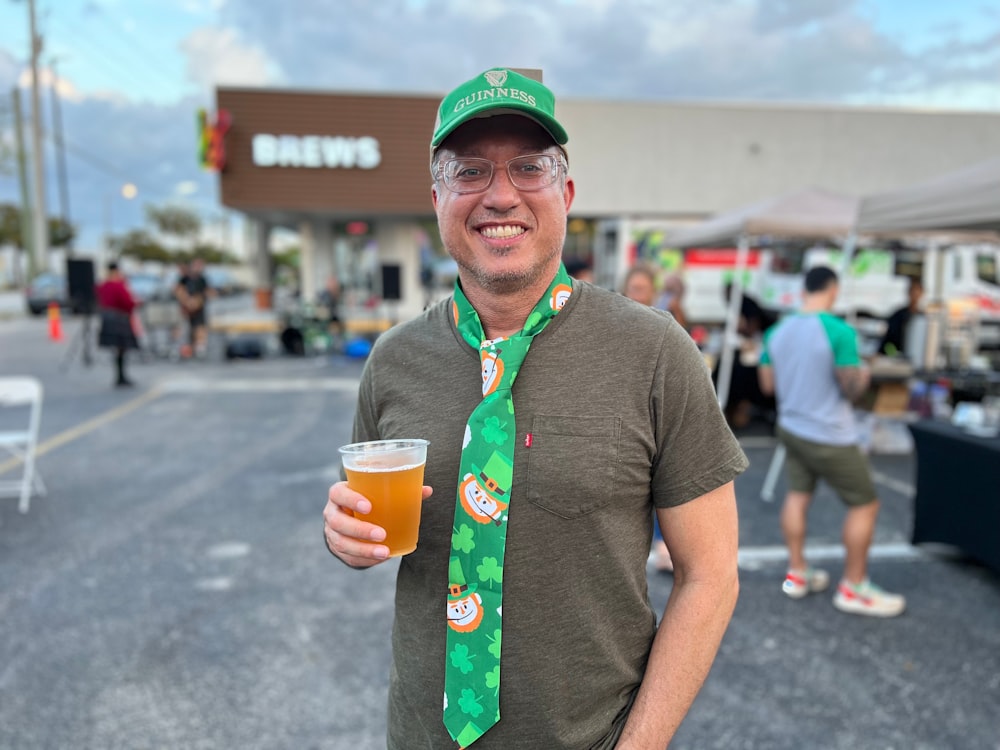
[
  {"xmin": 174, "ymin": 257, "xmax": 212, "ymax": 357},
  {"xmin": 758, "ymin": 266, "xmax": 905, "ymax": 618},
  {"xmin": 323, "ymin": 68, "xmax": 746, "ymax": 749},
  {"xmin": 878, "ymin": 277, "xmax": 923, "ymax": 356}
]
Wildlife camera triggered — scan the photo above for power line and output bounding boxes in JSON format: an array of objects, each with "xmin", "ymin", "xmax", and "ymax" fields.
[
  {"xmin": 86, "ymin": 5, "xmax": 184, "ymax": 93},
  {"xmin": 42, "ymin": 4, "xmax": 183, "ymax": 100}
]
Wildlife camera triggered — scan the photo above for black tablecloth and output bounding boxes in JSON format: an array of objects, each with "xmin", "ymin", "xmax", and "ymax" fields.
[{"xmin": 908, "ymin": 419, "xmax": 1000, "ymax": 575}]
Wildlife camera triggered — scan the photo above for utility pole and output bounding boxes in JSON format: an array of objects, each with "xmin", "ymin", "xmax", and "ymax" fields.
[
  {"xmin": 49, "ymin": 58, "xmax": 72, "ymax": 254},
  {"xmin": 27, "ymin": 0, "xmax": 49, "ymax": 274},
  {"xmin": 11, "ymin": 88, "xmax": 35, "ymax": 281}
]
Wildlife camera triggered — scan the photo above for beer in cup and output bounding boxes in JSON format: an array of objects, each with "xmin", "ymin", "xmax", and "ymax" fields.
[{"xmin": 338, "ymin": 439, "xmax": 429, "ymax": 557}]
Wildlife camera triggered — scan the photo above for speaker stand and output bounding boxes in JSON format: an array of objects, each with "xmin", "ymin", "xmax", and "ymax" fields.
[{"xmin": 60, "ymin": 314, "xmax": 95, "ymax": 372}]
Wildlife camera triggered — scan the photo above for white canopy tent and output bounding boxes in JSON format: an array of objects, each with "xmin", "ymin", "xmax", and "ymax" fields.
[
  {"xmin": 856, "ymin": 158, "xmax": 1000, "ymax": 235},
  {"xmin": 666, "ymin": 187, "xmax": 860, "ymax": 408},
  {"xmin": 852, "ymin": 158, "xmax": 1000, "ymax": 371}
]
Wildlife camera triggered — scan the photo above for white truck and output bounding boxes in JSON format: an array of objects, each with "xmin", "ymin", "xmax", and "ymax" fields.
[{"xmin": 642, "ymin": 243, "xmax": 1000, "ymax": 350}]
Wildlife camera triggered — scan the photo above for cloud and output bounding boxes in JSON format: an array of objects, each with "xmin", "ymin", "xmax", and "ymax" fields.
[
  {"xmin": 174, "ymin": 180, "xmax": 199, "ymax": 196},
  {"xmin": 216, "ymin": 0, "xmax": 1000, "ymax": 108},
  {"xmin": 16, "ymin": 67, "xmax": 87, "ymax": 104},
  {"xmin": 179, "ymin": 26, "xmax": 284, "ymax": 89}
]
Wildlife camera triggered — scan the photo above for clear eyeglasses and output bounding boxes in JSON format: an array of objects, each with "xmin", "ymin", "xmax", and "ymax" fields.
[{"xmin": 434, "ymin": 153, "xmax": 566, "ymax": 195}]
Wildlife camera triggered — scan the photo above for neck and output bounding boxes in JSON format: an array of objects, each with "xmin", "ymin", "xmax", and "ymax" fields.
[
  {"xmin": 801, "ymin": 295, "xmax": 830, "ymax": 313},
  {"xmin": 459, "ymin": 271, "xmax": 558, "ymax": 340}
]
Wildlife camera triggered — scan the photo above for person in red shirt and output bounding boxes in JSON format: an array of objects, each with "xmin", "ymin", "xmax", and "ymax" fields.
[{"xmin": 96, "ymin": 261, "xmax": 139, "ymax": 387}]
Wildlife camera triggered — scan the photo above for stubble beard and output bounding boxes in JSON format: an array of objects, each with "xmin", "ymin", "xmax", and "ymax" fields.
[{"xmin": 452, "ymin": 242, "xmax": 564, "ymax": 296}]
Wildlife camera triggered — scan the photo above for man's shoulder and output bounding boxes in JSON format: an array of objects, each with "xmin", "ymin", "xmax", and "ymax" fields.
[{"xmin": 574, "ymin": 283, "xmax": 673, "ymax": 328}]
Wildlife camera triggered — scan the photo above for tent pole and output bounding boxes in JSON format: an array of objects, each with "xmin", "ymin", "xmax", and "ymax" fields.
[
  {"xmin": 716, "ymin": 233, "xmax": 749, "ymax": 409},
  {"xmin": 839, "ymin": 231, "xmax": 858, "ymax": 326}
]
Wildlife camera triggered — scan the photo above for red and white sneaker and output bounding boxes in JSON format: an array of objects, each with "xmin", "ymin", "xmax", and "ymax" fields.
[
  {"xmin": 833, "ymin": 579, "xmax": 906, "ymax": 618},
  {"xmin": 782, "ymin": 567, "xmax": 830, "ymax": 599}
]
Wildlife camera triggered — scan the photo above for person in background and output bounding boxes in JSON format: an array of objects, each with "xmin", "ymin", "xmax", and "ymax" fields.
[
  {"xmin": 623, "ymin": 261, "xmax": 675, "ymax": 573},
  {"xmin": 658, "ymin": 272, "xmax": 689, "ymax": 330},
  {"xmin": 323, "ymin": 67, "xmax": 745, "ymax": 748},
  {"xmin": 621, "ymin": 262, "xmax": 657, "ymax": 306},
  {"xmin": 758, "ymin": 266, "xmax": 905, "ymax": 618},
  {"xmin": 174, "ymin": 258, "xmax": 212, "ymax": 357},
  {"xmin": 878, "ymin": 277, "xmax": 924, "ymax": 356},
  {"xmin": 317, "ymin": 274, "xmax": 345, "ymax": 337},
  {"xmin": 717, "ymin": 282, "xmax": 775, "ymax": 428},
  {"xmin": 96, "ymin": 261, "xmax": 139, "ymax": 388}
]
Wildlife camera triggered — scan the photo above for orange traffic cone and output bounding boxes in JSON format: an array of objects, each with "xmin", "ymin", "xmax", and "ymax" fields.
[{"xmin": 48, "ymin": 301, "xmax": 65, "ymax": 341}]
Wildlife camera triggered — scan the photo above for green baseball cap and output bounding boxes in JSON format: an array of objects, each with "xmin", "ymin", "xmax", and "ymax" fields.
[{"xmin": 431, "ymin": 68, "xmax": 569, "ymax": 149}]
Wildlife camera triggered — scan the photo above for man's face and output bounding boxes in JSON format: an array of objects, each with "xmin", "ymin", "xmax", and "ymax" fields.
[{"xmin": 431, "ymin": 115, "xmax": 575, "ymax": 297}]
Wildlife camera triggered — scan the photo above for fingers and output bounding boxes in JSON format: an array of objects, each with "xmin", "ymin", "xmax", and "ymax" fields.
[
  {"xmin": 323, "ymin": 481, "xmax": 390, "ymax": 567},
  {"xmin": 421, "ymin": 485, "xmax": 433, "ymax": 501}
]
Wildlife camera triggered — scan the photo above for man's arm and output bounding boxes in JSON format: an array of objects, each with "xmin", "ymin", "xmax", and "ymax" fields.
[
  {"xmin": 757, "ymin": 363, "xmax": 774, "ymax": 396},
  {"xmin": 615, "ymin": 481, "xmax": 740, "ymax": 749},
  {"xmin": 834, "ymin": 364, "xmax": 870, "ymax": 402}
]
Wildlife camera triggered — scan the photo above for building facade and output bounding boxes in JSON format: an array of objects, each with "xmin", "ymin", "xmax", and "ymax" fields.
[{"xmin": 214, "ymin": 85, "xmax": 1000, "ymax": 320}]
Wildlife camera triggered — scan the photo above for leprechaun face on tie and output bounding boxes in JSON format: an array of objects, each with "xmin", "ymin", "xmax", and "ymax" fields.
[
  {"xmin": 481, "ymin": 350, "xmax": 504, "ymax": 396},
  {"xmin": 447, "ymin": 592, "xmax": 485, "ymax": 632},
  {"xmin": 551, "ymin": 284, "xmax": 572, "ymax": 310},
  {"xmin": 431, "ymin": 116, "xmax": 575, "ymax": 299},
  {"xmin": 459, "ymin": 473, "xmax": 507, "ymax": 525}
]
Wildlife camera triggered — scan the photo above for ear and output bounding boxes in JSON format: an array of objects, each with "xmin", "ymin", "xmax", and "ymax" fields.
[{"xmin": 563, "ymin": 177, "xmax": 575, "ymax": 212}]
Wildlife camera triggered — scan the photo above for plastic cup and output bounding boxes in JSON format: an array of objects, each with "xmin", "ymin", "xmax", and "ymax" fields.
[{"xmin": 338, "ymin": 439, "xmax": 429, "ymax": 557}]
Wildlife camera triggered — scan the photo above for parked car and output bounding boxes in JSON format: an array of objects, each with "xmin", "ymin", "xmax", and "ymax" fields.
[{"xmin": 25, "ymin": 273, "xmax": 70, "ymax": 316}]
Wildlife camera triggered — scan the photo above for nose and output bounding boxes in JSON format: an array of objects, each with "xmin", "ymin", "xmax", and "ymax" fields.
[{"xmin": 481, "ymin": 163, "xmax": 521, "ymax": 210}]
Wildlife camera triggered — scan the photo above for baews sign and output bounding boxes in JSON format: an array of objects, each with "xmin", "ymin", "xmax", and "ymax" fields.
[{"xmin": 251, "ymin": 133, "xmax": 382, "ymax": 169}]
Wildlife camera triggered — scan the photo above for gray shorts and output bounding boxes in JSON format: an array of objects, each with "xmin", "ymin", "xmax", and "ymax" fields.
[{"xmin": 776, "ymin": 427, "xmax": 877, "ymax": 507}]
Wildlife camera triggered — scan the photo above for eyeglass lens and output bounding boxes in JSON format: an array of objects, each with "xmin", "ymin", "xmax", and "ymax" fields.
[{"xmin": 441, "ymin": 154, "xmax": 562, "ymax": 194}]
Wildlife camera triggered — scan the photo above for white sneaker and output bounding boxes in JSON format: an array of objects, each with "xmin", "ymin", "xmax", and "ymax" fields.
[
  {"xmin": 782, "ymin": 567, "xmax": 830, "ymax": 599},
  {"xmin": 833, "ymin": 579, "xmax": 906, "ymax": 618}
]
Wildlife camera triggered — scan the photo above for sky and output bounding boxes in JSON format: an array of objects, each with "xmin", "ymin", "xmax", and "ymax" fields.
[{"xmin": 0, "ymin": 0, "xmax": 999, "ymax": 255}]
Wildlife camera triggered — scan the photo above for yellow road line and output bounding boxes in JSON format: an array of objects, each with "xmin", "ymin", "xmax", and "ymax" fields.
[{"xmin": 0, "ymin": 386, "xmax": 163, "ymax": 475}]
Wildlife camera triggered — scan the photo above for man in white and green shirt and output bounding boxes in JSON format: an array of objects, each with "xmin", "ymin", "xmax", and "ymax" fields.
[{"xmin": 759, "ymin": 266, "xmax": 906, "ymax": 618}]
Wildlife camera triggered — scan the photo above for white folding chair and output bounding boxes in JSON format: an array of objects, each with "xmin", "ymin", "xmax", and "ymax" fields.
[{"xmin": 0, "ymin": 376, "xmax": 47, "ymax": 513}]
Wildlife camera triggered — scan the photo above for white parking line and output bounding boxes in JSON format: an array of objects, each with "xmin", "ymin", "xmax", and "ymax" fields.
[
  {"xmin": 735, "ymin": 542, "xmax": 929, "ymax": 568},
  {"xmin": 871, "ymin": 470, "xmax": 915, "ymax": 497},
  {"xmin": 0, "ymin": 387, "xmax": 164, "ymax": 473},
  {"xmin": 159, "ymin": 377, "xmax": 360, "ymax": 393}
]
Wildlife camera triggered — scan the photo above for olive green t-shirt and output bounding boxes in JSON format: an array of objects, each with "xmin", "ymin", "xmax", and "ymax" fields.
[{"xmin": 351, "ymin": 281, "xmax": 748, "ymax": 750}]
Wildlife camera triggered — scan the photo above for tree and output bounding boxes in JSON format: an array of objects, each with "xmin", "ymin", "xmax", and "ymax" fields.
[
  {"xmin": 110, "ymin": 229, "xmax": 171, "ymax": 263},
  {"xmin": 145, "ymin": 204, "xmax": 201, "ymax": 249},
  {"xmin": 0, "ymin": 203, "xmax": 21, "ymax": 248},
  {"xmin": 48, "ymin": 216, "xmax": 75, "ymax": 248},
  {"xmin": 0, "ymin": 203, "xmax": 76, "ymax": 250}
]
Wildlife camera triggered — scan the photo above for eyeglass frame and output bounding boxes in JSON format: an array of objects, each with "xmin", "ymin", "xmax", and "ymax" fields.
[{"xmin": 431, "ymin": 151, "xmax": 569, "ymax": 195}]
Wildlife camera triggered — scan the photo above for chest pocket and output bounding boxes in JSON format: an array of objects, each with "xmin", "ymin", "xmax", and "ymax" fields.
[{"xmin": 525, "ymin": 415, "xmax": 621, "ymax": 519}]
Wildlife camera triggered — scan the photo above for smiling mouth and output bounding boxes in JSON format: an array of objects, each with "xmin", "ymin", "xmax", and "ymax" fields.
[{"xmin": 480, "ymin": 225, "xmax": 525, "ymax": 240}]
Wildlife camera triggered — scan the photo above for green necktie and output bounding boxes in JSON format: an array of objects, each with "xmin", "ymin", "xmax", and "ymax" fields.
[{"xmin": 443, "ymin": 266, "xmax": 574, "ymax": 747}]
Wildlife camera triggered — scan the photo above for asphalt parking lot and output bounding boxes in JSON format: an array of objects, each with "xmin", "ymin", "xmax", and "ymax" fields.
[{"xmin": 1, "ymin": 310, "xmax": 999, "ymax": 750}]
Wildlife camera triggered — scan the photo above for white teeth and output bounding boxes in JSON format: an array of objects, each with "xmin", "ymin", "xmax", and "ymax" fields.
[{"xmin": 480, "ymin": 225, "xmax": 525, "ymax": 239}]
